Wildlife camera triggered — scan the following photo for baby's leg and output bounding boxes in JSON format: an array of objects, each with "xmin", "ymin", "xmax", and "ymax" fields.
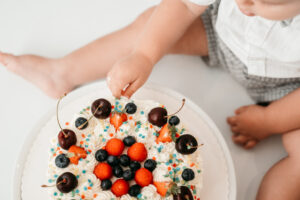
[
  {"xmin": 0, "ymin": 7, "xmax": 208, "ymax": 98},
  {"xmin": 256, "ymin": 129, "xmax": 300, "ymax": 200}
]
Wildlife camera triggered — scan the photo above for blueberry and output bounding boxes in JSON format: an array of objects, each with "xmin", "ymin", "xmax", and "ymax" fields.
[
  {"xmin": 123, "ymin": 136, "xmax": 136, "ymax": 147},
  {"xmin": 123, "ymin": 169, "xmax": 135, "ymax": 181},
  {"xmin": 107, "ymin": 155, "xmax": 119, "ymax": 166},
  {"xmin": 95, "ymin": 149, "xmax": 108, "ymax": 162},
  {"xmin": 119, "ymin": 154, "xmax": 130, "ymax": 167},
  {"xmin": 182, "ymin": 168, "xmax": 195, "ymax": 181},
  {"xmin": 144, "ymin": 159, "xmax": 157, "ymax": 172},
  {"xmin": 125, "ymin": 103, "xmax": 137, "ymax": 114},
  {"xmin": 55, "ymin": 154, "xmax": 70, "ymax": 168},
  {"xmin": 101, "ymin": 179, "xmax": 112, "ymax": 190},
  {"xmin": 113, "ymin": 165, "xmax": 124, "ymax": 178},
  {"xmin": 75, "ymin": 117, "xmax": 88, "ymax": 130},
  {"xmin": 129, "ymin": 184, "xmax": 141, "ymax": 197},
  {"xmin": 129, "ymin": 161, "xmax": 141, "ymax": 172},
  {"xmin": 168, "ymin": 116, "xmax": 180, "ymax": 126}
]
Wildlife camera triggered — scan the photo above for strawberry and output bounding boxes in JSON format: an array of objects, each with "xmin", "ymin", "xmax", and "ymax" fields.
[
  {"xmin": 156, "ymin": 124, "xmax": 177, "ymax": 143},
  {"xmin": 93, "ymin": 163, "xmax": 112, "ymax": 180},
  {"xmin": 106, "ymin": 138, "xmax": 125, "ymax": 156},
  {"xmin": 110, "ymin": 112, "xmax": 127, "ymax": 130},
  {"xmin": 127, "ymin": 142, "xmax": 147, "ymax": 162},
  {"xmin": 68, "ymin": 145, "xmax": 87, "ymax": 165},
  {"xmin": 153, "ymin": 181, "xmax": 170, "ymax": 197},
  {"xmin": 111, "ymin": 179, "xmax": 129, "ymax": 197},
  {"xmin": 135, "ymin": 168, "xmax": 153, "ymax": 187}
]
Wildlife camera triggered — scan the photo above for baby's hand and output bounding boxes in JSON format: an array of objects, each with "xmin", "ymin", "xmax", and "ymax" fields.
[{"xmin": 107, "ymin": 52, "xmax": 153, "ymax": 98}]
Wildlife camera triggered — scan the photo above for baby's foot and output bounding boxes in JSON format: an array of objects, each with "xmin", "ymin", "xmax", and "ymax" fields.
[
  {"xmin": 0, "ymin": 52, "xmax": 74, "ymax": 98},
  {"xmin": 227, "ymin": 104, "xmax": 272, "ymax": 149}
]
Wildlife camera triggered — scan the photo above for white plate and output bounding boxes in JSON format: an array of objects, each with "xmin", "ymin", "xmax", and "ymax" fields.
[{"xmin": 13, "ymin": 81, "xmax": 236, "ymax": 200}]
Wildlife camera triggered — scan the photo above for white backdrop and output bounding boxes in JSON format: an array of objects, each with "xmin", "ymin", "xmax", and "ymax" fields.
[{"xmin": 0, "ymin": 0, "xmax": 286, "ymax": 199}]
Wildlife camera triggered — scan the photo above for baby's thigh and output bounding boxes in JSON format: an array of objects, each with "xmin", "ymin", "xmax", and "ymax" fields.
[{"xmin": 282, "ymin": 129, "xmax": 300, "ymax": 159}]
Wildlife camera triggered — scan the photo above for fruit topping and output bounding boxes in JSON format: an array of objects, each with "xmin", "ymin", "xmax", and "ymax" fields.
[
  {"xmin": 148, "ymin": 107, "xmax": 168, "ymax": 127},
  {"xmin": 129, "ymin": 184, "xmax": 141, "ymax": 197},
  {"xmin": 153, "ymin": 181, "xmax": 170, "ymax": 197},
  {"xmin": 175, "ymin": 134, "xmax": 198, "ymax": 155},
  {"xmin": 55, "ymin": 154, "xmax": 70, "ymax": 168},
  {"xmin": 111, "ymin": 179, "xmax": 129, "ymax": 197},
  {"xmin": 173, "ymin": 186, "xmax": 193, "ymax": 200},
  {"xmin": 105, "ymin": 138, "xmax": 125, "ymax": 156},
  {"xmin": 135, "ymin": 168, "xmax": 153, "ymax": 187},
  {"xmin": 127, "ymin": 142, "xmax": 147, "ymax": 162},
  {"xmin": 125, "ymin": 102, "xmax": 137, "ymax": 114},
  {"xmin": 75, "ymin": 117, "xmax": 88, "ymax": 130},
  {"xmin": 101, "ymin": 179, "xmax": 112, "ymax": 190},
  {"xmin": 95, "ymin": 149, "xmax": 108, "ymax": 162},
  {"xmin": 56, "ymin": 172, "xmax": 78, "ymax": 193},
  {"xmin": 144, "ymin": 159, "xmax": 157, "ymax": 172},
  {"xmin": 110, "ymin": 112, "xmax": 127, "ymax": 130},
  {"xmin": 107, "ymin": 155, "xmax": 119, "ymax": 166},
  {"xmin": 91, "ymin": 98, "xmax": 112, "ymax": 119},
  {"xmin": 168, "ymin": 116, "xmax": 180, "ymax": 126},
  {"xmin": 119, "ymin": 154, "xmax": 131, "ymax": 167},
  {"xmin": 58, "ymin": 129, "xmax": 77, "ymax": 150},
  {"xmin": 123, "ymin": 169, "xmax": 135, "ymax": 181},
  {"xmin": 181, "ymin": 168, "xmax": 195, "ymax": 181},
  {"xmin": 68, "ymin": 145, "xmax": 87, "ymax": 165},
  {"xmin": 129, "ymin": 161, "xmax": 141, "ymax": 172},
  {"xmin": 113, "ymin": 165, "xmax": 124, "ymax": 178},
  {"xmin": 123, "ymin": 136, "xmax": 136, "ymax": 147},
  {"xmin": 156, "ymin": 124, "xmax": 177, "ymax": 143},
  {"xmin": 94, "ymin": 163, "xmax": 113, "ymax": 180}
]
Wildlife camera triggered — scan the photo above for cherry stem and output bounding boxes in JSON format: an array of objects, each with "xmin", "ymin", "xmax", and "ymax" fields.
[
  {"xmin": 165, "ymin": 99, "xmax": 185, "ymax": 118},
  {"xmin": 187, "ymin": 143, "xmax": 204, "ymax": 149},
  {"xmin": 57, "ymin": 93, "xmax": 68, "ymax": 138},
  {"xmin": 41, "ymin": 179, "xmax": 66, "ymax": 188},
  {"xmin": 77, "ymin": 102, "xmax": 103, "ymax": 129}
]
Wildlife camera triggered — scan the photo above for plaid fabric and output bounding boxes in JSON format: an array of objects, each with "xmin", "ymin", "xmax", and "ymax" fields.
[{"xmin": 200, "ymin": 1, "xmax": 300, "ymax": 102}]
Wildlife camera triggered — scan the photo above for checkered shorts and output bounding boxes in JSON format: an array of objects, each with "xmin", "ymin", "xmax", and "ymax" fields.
[{"xmin": 200, "ymin": 1, "xmax": 300, "ymax": 102}]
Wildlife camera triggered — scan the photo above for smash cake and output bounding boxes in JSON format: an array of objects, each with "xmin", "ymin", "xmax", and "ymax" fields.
[{"xmin": 44, "ymin": 96, "xmax": 203, "ymax": 200}]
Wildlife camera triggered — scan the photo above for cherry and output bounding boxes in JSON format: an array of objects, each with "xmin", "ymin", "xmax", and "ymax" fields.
[
  {"xmin": 148, "ymin": 107, "xmax": 168, "ymax": 127},
  {"xmin": 56, "ymin": 172, "xmax": 78, "ymax": 193},
  {"xmin": 175, "ymin": 134, "xmax": 198, "ymax": 155},
  {"xmin": 91, "ymin": 98, "xmax": 112, "ymax": 119},
  {"xmin": 173, "ymin": 186, "xmax": 193, "ymax": 200},
  {"xmin": 58, "ymin": 129, "xmax": 77, "ymax": 150}
]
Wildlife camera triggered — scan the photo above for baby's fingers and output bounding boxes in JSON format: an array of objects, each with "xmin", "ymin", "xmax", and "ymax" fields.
[
  {"xmin": 107, "ymin": 74, "xmax": 128, "ymax": 99},
  {"xmin": 122, "ymin": 79, "xmax": 142, "ymax": 98}
]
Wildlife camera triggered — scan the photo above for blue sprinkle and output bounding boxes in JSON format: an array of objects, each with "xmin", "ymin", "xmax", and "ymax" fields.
[
  {"xmin": 54, "ymin": 192, "xmax": 57, "ymax": 196},
  {"xmin": 84, "ymin": 186, "xmax": 87, "ymax": 191},
  {"xmin": 89, "ymin": 183, "xmax": 94, "ymax": 187},
  {"xmin": 140, "ymin": 111, "xmax": 144, "ymax": 115},
  {"xmin": 137, "ymin": 194, "xmax": 142, "ymax": 198},
  {"xmin": 106, "ymin": 126, "xmax": 109, "ymax": 129},
  {"xmin": 88, "ymin": 179, "xmax": 91, "ymax": 183},
  {"xmin": 76, "ymin": 175, "xmax": 80, "ymax": 179},
  {"xmin": 48, "ymin": 179, "xmax": 52, "ymax": 183},
  {"xmin": 54, "ymin": 174, "xmax": 58, "ymax": 178},
  {"xmin": 51, "ymin": 148, "xmax": 54, "ymax": 152},
  {"xmin": 76, "ymin": 189, "xmax": 79, "ymax": 193},
  {"xmin": 116, "ymin": 101, "xmax": 119, "ymax": 105},
  {"xmin": 82, "ymin": 170, "xmax": 86, "ymax": 174}
]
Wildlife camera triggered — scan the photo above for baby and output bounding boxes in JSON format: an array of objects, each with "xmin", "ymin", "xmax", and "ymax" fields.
[{"xmin": 1, "ymin": 0, "xmax": 300, "ymax": 199}]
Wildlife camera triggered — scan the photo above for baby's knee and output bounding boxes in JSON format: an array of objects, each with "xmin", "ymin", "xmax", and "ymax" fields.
[{"xmin": 282, "ymin": 129, "xmax": 300, "ymax": 158}]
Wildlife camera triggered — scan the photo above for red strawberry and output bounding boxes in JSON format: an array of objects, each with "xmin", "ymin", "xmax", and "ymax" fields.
[
  {"xmin": 153, "ymin": 181, "xmax": 170, "ymax": 197},
  {"xmin": 68, "ymin": 145, "xmax": 87, "ymax": 165},
  {"xmin": 106, "ymin": 138, "xmax": 125, "ymax": 156},
  {"xmin": 110, "ymin": 112, "xmax": 127, "ymax": 130},
  {"xmin": 156, "ymin": 124, "xmax": 175, "ymax": 143},
  {"xmin": 135, "ymin": 168, "xmax": 153, "ymax": 187},
  {"xmin": 127, "ymin": 143, "xmax": 147, "ymax": 162},
  {"xmin": 111, "ymin": 179, "xmax": 129, "ymax": 197},
  {"xmin": 93, "ymin": 163, "xmax": 112, "ymax": 180}
]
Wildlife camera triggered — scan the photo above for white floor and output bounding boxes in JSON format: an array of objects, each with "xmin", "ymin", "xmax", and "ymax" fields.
[{"xmin": 0, "ymin": 0, "xmax": 286, "ymax": 199}]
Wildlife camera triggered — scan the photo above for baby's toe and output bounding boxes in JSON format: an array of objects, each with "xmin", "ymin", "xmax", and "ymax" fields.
[
  {"xmin": 232, "ymin": 134, "xmax": 250, "ymax": 145},
  {"xmin": 235, "ymin": 106, "xmax": 249, "ymax": 115},
  {"xmin": 227, "ymin": 116, "xmax": 238, "ymax": 126},
  {"xmin": 243, "ymin": 139, "xmax": 258, "ymax": 149}
]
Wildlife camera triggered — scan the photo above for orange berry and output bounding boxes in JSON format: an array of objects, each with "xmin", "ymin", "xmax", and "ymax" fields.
[
  {"xmin": 153, "ymin": 181, "xmax": 170, "ymax": 197},
  {"xmin": 110, "ymin": 112, "xmax": 127, "ymax": 130},
  {"xmin": 111, "ymin": 179, "xmax": 129, "ymax": 197},
  {"xmin": 135, "ymin": 168, "xmax": 153, "ymax": 187},
  {"xmin": 156, "ymin": 124, "xmax": 172, "ymax": 143},
  {"xmin": 93, "ymin": 163, "xmax": 112, "ymax": 180},
  {"xmin": 127, "ymin": 143, "xmax": 147, "ymax": 162},
  {"xmin": 106, "ymin": 138, "xmax": 125, "ymax": 156},
  {"xmin": 68, "ymin": 145, "xmax": 87, "ymax": 165}
]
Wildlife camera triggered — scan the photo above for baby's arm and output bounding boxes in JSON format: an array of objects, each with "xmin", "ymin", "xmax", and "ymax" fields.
[{"xmin": 107, "ymin": 0, "xmax": 207, "ymax": 98}]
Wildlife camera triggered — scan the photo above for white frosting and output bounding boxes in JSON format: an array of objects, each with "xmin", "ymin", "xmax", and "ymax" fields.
[{"xmin": 46, "ymin": 97, "xmax": 203, "ymax": 199}]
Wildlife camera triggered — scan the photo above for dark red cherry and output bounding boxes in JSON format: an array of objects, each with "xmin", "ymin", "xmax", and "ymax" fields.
[
  {"xmin": 56, "ymin": 172, "xmax": 78, "ymax": 193},
  {"xmin": 58, "ymin": 129, "xmax": 77, "ymax": 150},
  {"xmin": 91, "ymin": 99, "xmax": 112, "ymax": 119},
  {"xmin": 175, "ymin": 134, "xmax": 198, "ymax": 155},
  {"xmin": 148, "ymin": 107, "xmax": 167, "ymax": 127},
  {"xmin": 173, "ymin": 186, "xmax": 193, "ymax": 200}
]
